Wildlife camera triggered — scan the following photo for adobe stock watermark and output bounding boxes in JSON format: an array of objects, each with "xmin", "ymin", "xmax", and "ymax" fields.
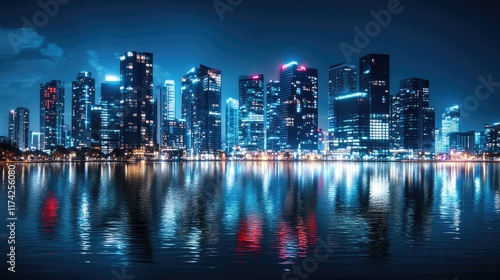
[
  {"xmin": 461, "ymin": 74, "xmax": 500, "ymax": 119},
  {"xmin": 213, "ymin": 0, "xmax": 243, "ymax": 21},
  {"xmin": 7, "ymin": 0, "xmax": 71, "ymax": 54},
  {"xmin": 6, "ymin": 164, "xmax": 17, "ymax": 273},
  {"xmin": 281, "ymin": 235, "xmax": 340, "ymax": 280},
  {"xmin": 339, "ymin": 0, "xmax": 411, "ymax": 63}
]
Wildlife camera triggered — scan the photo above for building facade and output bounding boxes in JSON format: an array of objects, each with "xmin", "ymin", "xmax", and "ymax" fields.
[
  {"xmin": 485, "ymin": 123, "xmax": 500, "ymax": 154},
  {"xmin": 238, "ymin": 74, "xmax": 265, "ymax": 151},
  {"xmin": 441, "ymin": 105, "xmax": 461, "ymax": 153},
  {"xmin": 120, "ymin": 51, "xmax": 156, "ymax": 153},
  {"xmin": 391, "ymin": 78, "xmax": 435, "ymax": 154},
  {"xmin": 225, "ymin": 98, "xmax": 239, "ymax": 153},
  {"xmin": 266, "ymin": 80, "xmax": 280, "ymax": 151},
  {"xmin": 181, "ymin": 65, "xmax": 222, "ymax": 156},
  {"xmin": 71, "ymin": 72, "xmax": 96, "ymax": 148},
  {"xmin": 328, "ymin": 63, "xmax": 357, "ymax": 136},
  {"xmin": 359, "ymin": 54, "xmax": 391, "ymax": 156},
  {"xmin": 40, "ymin": 80, "xmax": 65, "ymax": 150},
  {"xmin": 8, "ymin": 108, "xmax": 29, "ymax": 150},
  {"xmin": 278, "ymin": 62, "xmax": 318, "ymax": 151},
  {"xmin": 162, "ymin": 119, "xmax": 186, "ymax": 149},
  {"xmin": 100, "ymin": 76, "xmax": 122, "ymax": 154},
  {"xmin": 334, "ymin": 92, "xmax": 370, "ymax": 155}
]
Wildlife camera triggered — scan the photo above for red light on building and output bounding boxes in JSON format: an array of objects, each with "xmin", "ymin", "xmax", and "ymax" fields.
[{"xmin": 252, "ymin": 75, "xmax": 260, "ymax": 79}]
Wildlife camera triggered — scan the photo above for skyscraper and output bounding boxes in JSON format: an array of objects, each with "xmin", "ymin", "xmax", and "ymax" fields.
[
  {"xmin": 162, "ymin": 119, "xmax": 186, "ymax": 150},
  {"xmin": 90, "ymin": 105, "xmax": 102, "ymax": 149},
  {"xmin": 392, "ymin": 78, "xmax": 435, "ymax": 154},
  {"xmin": 100, "ymin": 76, "xmax": 122, "ymax": 154},
  {"xmin": 441, "ymin": 105, "xmax": 461, "ymax": 153},
  {"xmin": 359, "ymin": 54, "xmax": 390, "ymax": 156},
  {"xmin": 328, "ymin": 63, "xmax": 357, "ymax": 134},
  {"xmin": 40, "ymin": 80, "xmax": 65, "ymax": 150},
  {"xmin": 266, "ymin": 80, "xmax": 280, "ymax": 151},
  {"xmin": 161, "ymin": 80, "xmax": 176, "ymax": 121},
  {"xmin": 238, "ymin": 74, "xmax": 265, "ymax": 151},
  {"xmin": 278, "ymin": 62, "xmax": 318, "ymax": 151},
  {"xmin": 119, "ymin": 51, "xmax": 156, "ymax": 153},
  {"xmin": 181, "ymin": 65, "xmax": 222, "ymax": 157},
  {"xmin": 484, "ymin": 123, "xmax": 500, "ymax": 154},
  {"xmin": 334, "ymin": 92, "xmax": 370, "ymax": 154},
  {"xmin": 71, "ymin": 71, "xmax": 95, "ymax": 148},
  {"xmin": 8, "ymin": 108, "xmax": 29, "ymax": 150},
  {"xmin": 225, "ymin": 98, "xmax": 239, "ymax": 153},
  {"xmin": 8, "ymin": 110, "xmax": 14, "ymax": 144}
]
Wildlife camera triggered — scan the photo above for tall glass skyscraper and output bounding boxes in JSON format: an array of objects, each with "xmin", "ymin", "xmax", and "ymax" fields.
[
  {"xmin": 278, "ymin": 62, "xmax": 318, "ymax": 151},
  {"xmin": 225, "ymin": 98, "xmax": 239, "ymax": 153},
  {"xmin": 161, "ymin": 80, "xmax": 176, "ymax": 121},
  {"xmin": 441, "ymin": 105, "xmax": 461, "ymax": 153},
  {"xmin": 71, "ymin": 71, "xmax": 95, "ymax": 148},
  {"xmin": 100, "ymin": 76, "xmax": 122, "ymax": 155},
  {"xmin": 238, "ymin": 74, "xmax": 265, "ymax": 151},
  {"xmin": 266, "ymin": 80, "xmax": 280, "ymax": 151},
  {"xmin": 359, "ymin": 54, "xmax": 390, "ymax": 156},
  {"xmin": 181, "ymin": 65, "xmax": 222, "ymax": 157},
  {"xmin": 328, "ymin": 63, "xmax": 357, "ymax": 134},
  {"xmin": 334, "ymin": 92, "xmax": 370, "ymax": 154},
  {"xmin": 8, "ymin": 107, "xmax": 29, "ymax": 150},
  {"xmin": 119, "ymin": 51, "xmax": 156, "ymax": 153},
  {"xmin": 392, "ymin": 78, "xmax": 435, "ymax": 154},
  {"xmin": 485, "ymin": 123, "xmax": 500, "ymax": 154},
  {"xmin": 158, "ymin": 79, "xmax": 186, "ymax": 150},
  {"xmin": 40, "ymin": 80, "xmax": 65, "ymax": 150}
]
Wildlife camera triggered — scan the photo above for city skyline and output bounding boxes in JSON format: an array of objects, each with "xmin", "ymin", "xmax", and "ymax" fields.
[{"xmin": 1, "ymin": 0, "xmax": 500, "ymax": 137}]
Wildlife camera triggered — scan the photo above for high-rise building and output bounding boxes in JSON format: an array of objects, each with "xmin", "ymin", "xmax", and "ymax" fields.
[
  {"xmin": 8, "ymin": 110, "xmax": 14, "ymax": 144},
  {"xmin": 328, "ymin": 63, "xmax": 357, "ymax": 135},
  {"xmin": 391, "ymin": 78, "xmax": 435, "ymax": 154},
  {"xmin": 238, "ymin": 74, "xmax": 265, "ymax": 151},
  {"xmin": 40, "ymin": 80, "xmax": 65, "ymax": 150},
  {"xmin": 162, "ymin": 119, "xmax": 186, "ymax": 149},
  {"xmin": 278, "ymin": 62, "xmax": 318, "ymax": 151},
  {"xmin": 266, "ymin": 80, "xmax": 280, "ymax": 151},
  {"xmin": 181, "ymin": 65, "xmax": 222, "ymax": 156},
  {"xmin": 90, "ymin": 105, "xmax": 102, "ymax": 149},
  {"xmin": 161, "ymin": 80, "xmax": 176, "ymax": 121},
  {"xmin": 435, "ymin": 129, "xmax": 443, "ymax": 154},
  {"xmin": 359, "ymin": 54, "xmax": 390, "ymax": 156},
  {"xmin": 485, "ymin": 123, "xmax": 500, "ymax": 154},
  {"xmin": 100, "ymin": 76, "xmax": 122, "ymax": 154},
  {"xmin": 334, "ymin": 92, "xmax": 370, "ymax": 154},
  {"xmin": 225, "ymin": 98, "xmax": 239, "ymax": 153},
  {"xmin": 119, "ymin": 51, "xmax": 156, "ymax": 153},
  {"xmin": 441, "ymin": 105, "xmax": 461, "ymax": 153},
  {"xmin": 8, "ymin": 108, "xmax": 29, "ymax": 150},
  {"xmin": 390, "ymin": 94, "xmax": 402, "ymax": 149},
  {"xmin": 29, "ymin": 131, "xmax": 43, "ymax": 151},
  {"xmin": 474, "ymin": 131, "xmax": 485, "ymax": 155},
  {"xmin": 449, "ymin": 131, "xmax": 476, "ymax": 154},
  {"xmin": 71, "ymin": 72, "xmax": 95, "ymax": 148}
]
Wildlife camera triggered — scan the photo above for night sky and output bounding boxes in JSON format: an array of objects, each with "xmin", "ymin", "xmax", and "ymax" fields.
[{"xmin": 1, "ymin": 0, "xmax": 499, "ymax": 137}]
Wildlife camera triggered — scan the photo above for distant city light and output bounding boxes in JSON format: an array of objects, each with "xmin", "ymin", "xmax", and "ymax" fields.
[
  {"xmin": 281, "ymin": 61, "xmax": 298, "ymax": 70},
  {"xmin": 335, "ymin": 92, "xmax": 367, "ymax": 100},
  {"xmin": 105, "ymin": 76, "xmax": 120, "ymax": 82}
]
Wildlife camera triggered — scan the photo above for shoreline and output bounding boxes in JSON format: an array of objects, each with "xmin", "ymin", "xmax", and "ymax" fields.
[{"xmin": 2, "ymin": 159, "xmax": 499, "ymax": 164}]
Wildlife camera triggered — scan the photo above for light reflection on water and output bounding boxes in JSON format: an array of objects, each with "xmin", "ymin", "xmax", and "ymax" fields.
[{"xmin": 0, "ymin": 162, "xmax": 500, "ymax": 279}]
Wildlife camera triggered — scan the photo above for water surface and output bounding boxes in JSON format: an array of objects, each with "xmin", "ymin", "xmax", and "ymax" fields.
[{"xmin": 1, "ymin": 162, "xmax": 499, "ymax": 279}]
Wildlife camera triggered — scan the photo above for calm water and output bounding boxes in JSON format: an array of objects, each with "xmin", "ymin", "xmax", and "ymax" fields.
[{"xmin": 1, "ymin": 162, "xmax": 500, "ymax": 280}]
